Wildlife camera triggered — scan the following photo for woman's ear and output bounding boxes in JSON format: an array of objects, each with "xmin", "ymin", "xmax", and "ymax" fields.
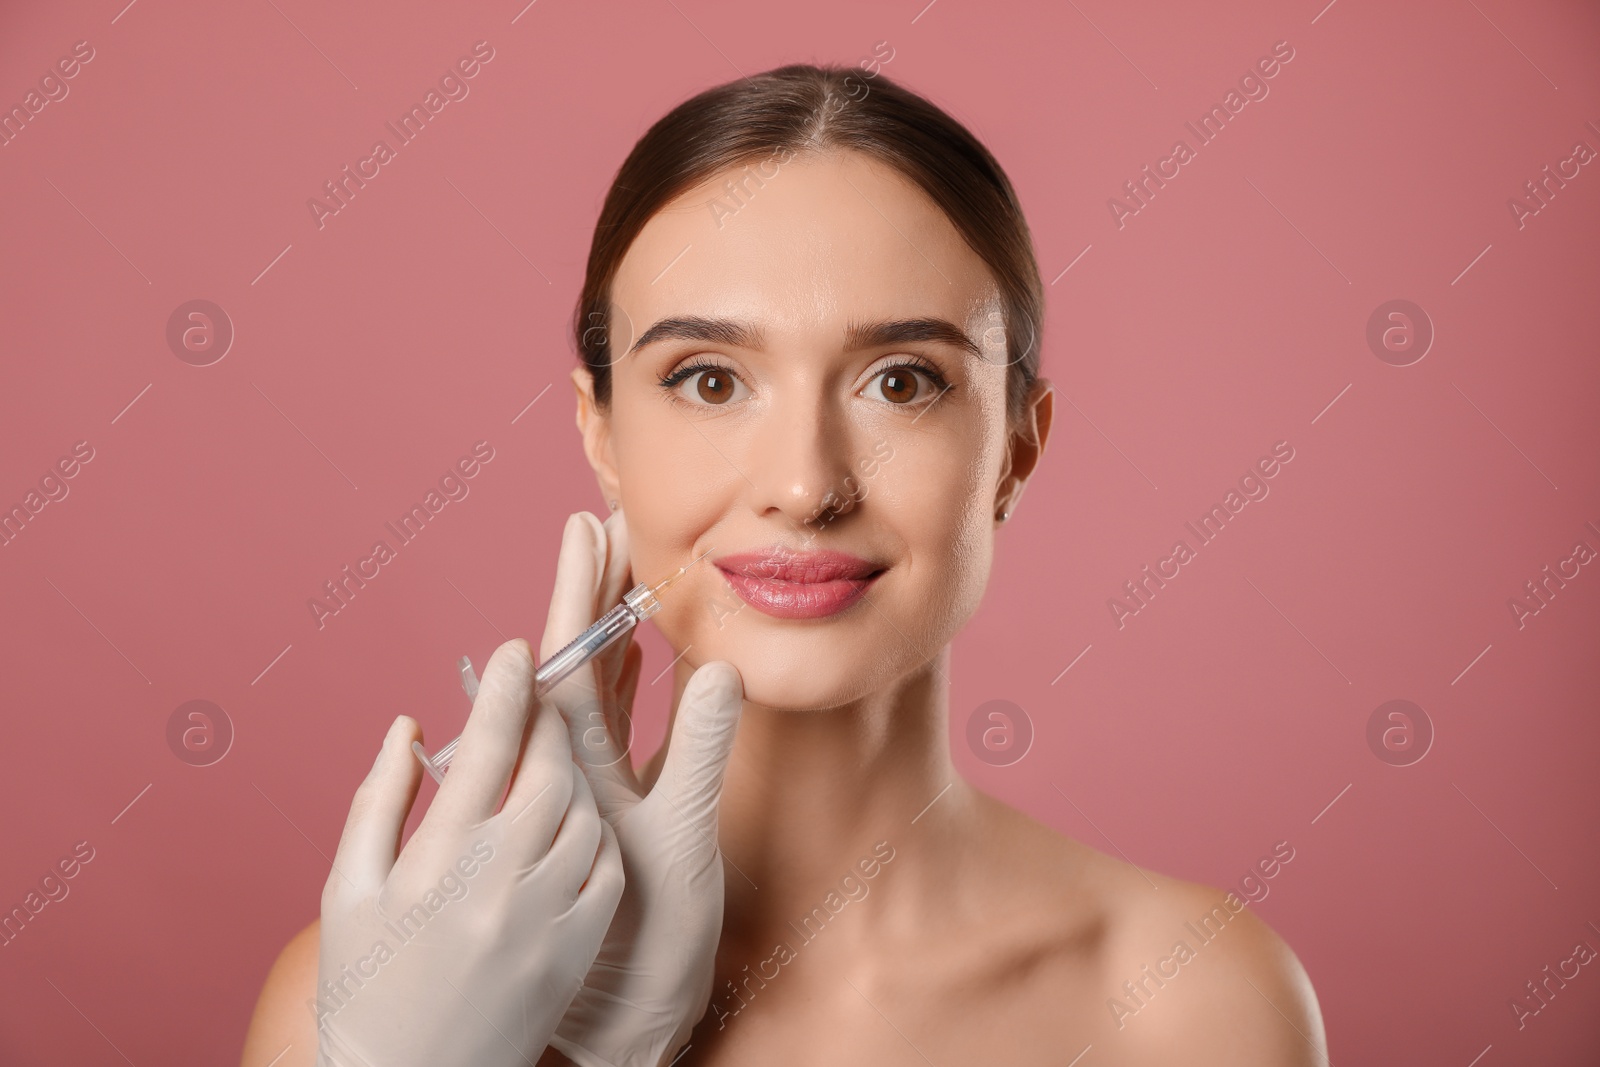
[
  {"xmin": 994, "ymin": 378, "xmax": 1054, "ymax": 522},
  {"xmin": 572, "ymin": 366, "xmax": 622, "ymax": 506}
]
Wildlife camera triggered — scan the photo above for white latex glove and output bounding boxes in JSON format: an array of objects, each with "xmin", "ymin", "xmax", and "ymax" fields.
[
  {"xmin": 540, "ymin": 510, "xmax": 745, "ymax": 1067},
  {"xmin": 314, "ymin": 631, "xmax": 625, "ymax": 1066}
]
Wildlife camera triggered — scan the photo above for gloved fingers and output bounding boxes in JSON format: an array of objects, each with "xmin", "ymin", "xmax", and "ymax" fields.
[
  {"xmin": 499, "ymin": 693, "xmax": 580, "ymax": 843},
  {"xmin": 541, "ymin": 511, "xmax": 638, "ymax": 803},
  {"xmin": 580, "ymin": 642, "xmax": 646, "ymax": 815},
  {"xmin": 572, "ymin": 811, "xmax": 625, "ymax": 924},
  {"xmin": 325, "ymin": 715, "xmax": 422, "ymax": 902},
  {"xmin": 594, "ymin": 507, "xmax": 646, "ymax": 787},
  {"xmin": 594, "ymin": 508, "xmax": 634, "ymax": 695},
  {"xmin": 618, "ymin": 636, "xmax": 643, "ymax": 705},
  {"xmin": 539, "ymin": 511, "xmax": 608, "ymax": 667},
  {"xmin": 525, "ymin": 762, "xmax": 607, "ymax": 904},
  {"xmin": 538, "ymin": 512, "xmax": 608, "ymax": 730},
  {"xmin": 608, "ymin": 641, "xmax": 644, "ymax": 772},
  {"xmin": 652, "ymin": 660, "xmax": 744, "ymax": 839},
  {"xmin": 423, "ymin": 637, "xmax": 541, "ymax": 829}
]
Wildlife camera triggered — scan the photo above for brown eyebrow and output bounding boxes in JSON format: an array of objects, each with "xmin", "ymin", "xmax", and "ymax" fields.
[{"xmin": 627, "ymin": 315, "xmax": 983, "ymax": 359}]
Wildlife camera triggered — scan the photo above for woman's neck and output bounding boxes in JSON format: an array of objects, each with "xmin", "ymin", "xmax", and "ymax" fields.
[{"xmin": 647, "ymin": 647, "xmax": 965, "ymax": 951}]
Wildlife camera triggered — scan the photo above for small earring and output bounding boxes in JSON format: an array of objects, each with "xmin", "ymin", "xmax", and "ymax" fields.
[
  {"xmin": 997, "ymin": 509, "xmax": 1009, "ymax": 523},
  {"xmin": 607, "ymin": 499, "xmax": 618, "ymax": 511}
]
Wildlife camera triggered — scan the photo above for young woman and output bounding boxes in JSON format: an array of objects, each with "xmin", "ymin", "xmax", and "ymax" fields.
[{"xmin": 243, "ymin": 62, "xmax": 1326, "ymax": 1066}]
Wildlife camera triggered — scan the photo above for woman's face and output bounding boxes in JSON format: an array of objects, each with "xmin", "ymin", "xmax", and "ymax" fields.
[{"xmin": 574, "ymin": 148, "xmax": 1049, "ymax": 710}]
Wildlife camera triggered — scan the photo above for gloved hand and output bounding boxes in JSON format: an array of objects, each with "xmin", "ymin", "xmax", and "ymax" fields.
[
  {"xmin": 314, "ymin": 632, "xmax": 625, "ymax": 1067},
  {"xmin": 539, "ymin": 510, "xmax": 746, "ymax": 1067}
]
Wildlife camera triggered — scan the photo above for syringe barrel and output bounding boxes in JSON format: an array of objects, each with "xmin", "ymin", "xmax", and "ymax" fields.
[
  {"xmin": 421, "ymin": 582, "xmax": 657, "ymax": 780},
  {"xmin": 533, "ymin": 598, "xmax": 640, "ymax": 698}
]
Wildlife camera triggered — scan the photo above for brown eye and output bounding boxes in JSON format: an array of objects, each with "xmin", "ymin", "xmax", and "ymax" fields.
[
  {"xmin": 880, "ymin": 370, "xmax": 918, "ymax": 404},
  {"xmin": 661, "ymin": 360, "xmax": 750, "ymax": 407},
  {"xmin": 870, "ymin": 367, "xmax": 924, "ymax": 405},
  {"xmin": 696, "ymin": 369, "xmax": 735, "ymax": 405}
]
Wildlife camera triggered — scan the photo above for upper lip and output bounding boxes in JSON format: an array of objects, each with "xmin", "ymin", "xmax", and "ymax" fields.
[{"xmin": 713, "ymin": 547, "xmax": 884, "ymax": 583}]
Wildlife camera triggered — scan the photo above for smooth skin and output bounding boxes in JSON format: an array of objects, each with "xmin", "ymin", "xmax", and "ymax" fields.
[{"xmin": 244, "ymin": 148, "xmax": 1327, "ymax": 1065}]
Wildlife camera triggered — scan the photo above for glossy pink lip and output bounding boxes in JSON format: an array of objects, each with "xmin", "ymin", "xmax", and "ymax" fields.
[{"xmin": 714, "ymin": 547, "xmax": 885, "ymax": 619}]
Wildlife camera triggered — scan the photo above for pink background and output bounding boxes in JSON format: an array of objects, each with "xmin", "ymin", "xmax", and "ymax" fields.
[{"xmin": 2, "ymin": 0, "xmax": 1598, "ymax": 1063}]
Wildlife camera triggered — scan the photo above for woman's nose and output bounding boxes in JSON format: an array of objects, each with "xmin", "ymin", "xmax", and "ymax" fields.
[{"xmin": 742, "ymin": 394, "xmax": 864, "ymax": 532}]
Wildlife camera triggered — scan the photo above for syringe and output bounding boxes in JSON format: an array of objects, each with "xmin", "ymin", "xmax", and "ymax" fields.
[{"xmin": 411, "ymin": 547, "xmax": 712, "ymax": 784}]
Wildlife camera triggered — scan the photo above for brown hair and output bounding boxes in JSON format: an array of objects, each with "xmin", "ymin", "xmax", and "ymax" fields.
[{"xmin": 572, "ymin": 62, "xmax": 1043, "ymax": 424}]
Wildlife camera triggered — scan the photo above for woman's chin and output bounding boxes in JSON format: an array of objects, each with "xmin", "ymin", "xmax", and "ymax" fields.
[
  {"xmin": 683, "ymin": 648, "xmax": 903, "ymax": 713},
  {"xmin": 739, "ymin": 679, "xmax": 856, "ymax": 712},
  {"xmin": 661, "ymin": 608, "xmax": 943, "ymax": 710}
]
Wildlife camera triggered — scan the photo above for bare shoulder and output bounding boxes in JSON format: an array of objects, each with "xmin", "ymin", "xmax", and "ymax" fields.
[
  {"xmin": 1098, "ymin": 870, "xmax": 1327, "ymax": 1066},
  {"xmin": 965, "ymin": 795, "xmax": 1326, "ymax": 1065},
  {"xmin": 239, "ymin": 918, "xmax": 320, "ymax": 1067}
]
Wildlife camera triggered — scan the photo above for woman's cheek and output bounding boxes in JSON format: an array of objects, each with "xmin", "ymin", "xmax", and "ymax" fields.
[{"xmin": 880, "ymin": 459, "xmax": 993, "ymax": 634}]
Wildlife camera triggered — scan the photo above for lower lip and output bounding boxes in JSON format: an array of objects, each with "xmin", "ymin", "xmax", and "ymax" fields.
[{"xmin": 716, "ymin": 567, "xmax": 882, "ymax": 619}]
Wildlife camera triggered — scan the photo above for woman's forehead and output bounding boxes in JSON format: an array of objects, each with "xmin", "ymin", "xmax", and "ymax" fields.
[{"xmin": 610, "ymin": 151, "xmax": 1002, "ymax": 338}]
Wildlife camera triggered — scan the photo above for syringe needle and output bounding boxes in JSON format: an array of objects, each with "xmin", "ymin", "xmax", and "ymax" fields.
[{"xmin": 650, "ymin": 545, "xmax": 716, "ymax": 595}]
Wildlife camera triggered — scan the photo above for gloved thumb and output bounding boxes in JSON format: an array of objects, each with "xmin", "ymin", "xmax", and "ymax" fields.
[{"xmin": 651, "ymin": 661, "xmax": 743, "ymax": 840}]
